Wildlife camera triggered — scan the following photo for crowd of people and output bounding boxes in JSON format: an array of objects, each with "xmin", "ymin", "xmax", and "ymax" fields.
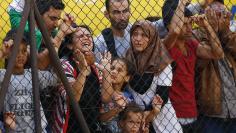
[{"xmin": 0, "ymin": 0, "xmax": 235, "ymax": 132}]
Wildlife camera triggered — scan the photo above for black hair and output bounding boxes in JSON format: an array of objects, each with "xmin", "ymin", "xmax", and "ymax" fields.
[
  {"xmin": 112, "ymin": 57, "xmax": 135, "ymax": 77},
  {"xmin": 118, "ymin": 102, "xmax": 143, "ymax": 121},
  {"xmin": 36, "ymin": 0, "xmax": 65, "ymax": 15},
  {"xmin": 216, "ymin": 0, "xmax": 224, "ymax": 4},
  {"xmin": 145, "ymin": 16, "xmax": 162, "ymax": 22},
  {"xmin": 3, "ymin": 28, "xmax": 29, "ymax": 45},
  {"xmin": 162, "ymin": 0, "xmax": 193, "ymax": 28},
  {"xmin": 105, "ymin": 0, "xmax": 130, "ymax": 11},
  {"xmin": 3, "ymin": 29, "xmax": 29, "ymax": 69},
  {"xmin": 58, "ymin": 24, "xmax": 94, "ymax": 58},
  {"xmin": 112, "ymin": 58, "xmax": 135, "ymax": 91}
]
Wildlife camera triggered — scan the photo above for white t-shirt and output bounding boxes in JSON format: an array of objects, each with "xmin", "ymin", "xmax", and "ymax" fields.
[{"xmin": 0, "ymin": 69, "xmax": 58, "ymax": 133}]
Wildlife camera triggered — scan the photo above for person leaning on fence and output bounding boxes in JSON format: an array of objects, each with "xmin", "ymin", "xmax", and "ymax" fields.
[
  {"xmin": 0, "ymin": 28, "xmax": 61, "ymax": 133},
  {"xmin": 117, "ymin": 102, "xmax": 143, "ymax": 133},
  {"xmin": 117, "ymin": 101, "xmax": 163, "ymax": 133},
  {"xmin": 8, "ymin": 0, "xmax": 76, "ymax": 70},
  {"xmin": 162, "ymin": 0, "xmax": 224, "ymax": 132},
  {"xmin": 98, "ymin": 55, "xmax": 135, "ymax": 132},
  {"xmin": 193, "ymin": 1, "xmax": 236, "ymax": 133},
  {"xmin": 57, "ymin": 24, "xmax": 102, "ymax": 133},
  {"xmin": 125, "ymin": 20, "xmax": 183, "ymax": 133}
]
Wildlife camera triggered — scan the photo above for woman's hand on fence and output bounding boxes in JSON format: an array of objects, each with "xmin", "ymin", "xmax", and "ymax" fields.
[{"xmin": 59, "ymin": 13, "xmax": 77, "ymax": 35}]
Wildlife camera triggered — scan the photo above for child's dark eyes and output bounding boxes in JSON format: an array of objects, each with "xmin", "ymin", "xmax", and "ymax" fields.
[
  {"xmin": 111, "ymin": 66, "xmax": 124, "ymax": 73},
  {"xmin": 110, "ymin": 66, "xmax": 115, "ymax": 70},
  {"xmin": 117, "ymin": 68, "xmax": 123, "ymax": 72}
]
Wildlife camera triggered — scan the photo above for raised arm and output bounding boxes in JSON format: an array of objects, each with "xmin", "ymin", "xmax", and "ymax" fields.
[
  {"xmin": 37, "ymin": 14, "xmax": 76, "ymax": 70},
  {"xmin": 0, "ymin": 40, "xmax": 13, "ymax": 59},
  {"xmin": 71, "ymin": 49, "xmax": 91, "ymax": 102},
  {"xmin": 163, "ymin": 0, "xmax": 191, "ymax": 49},
  {"xmin": 100, "ymin": 52, "xmax": 115, "ymax": 103},
  {"xmin": 194, "ymin": 9, "xmax": 224, "ymax": 59},
  {"xmin": 218, "ymin": 11, "xmax": 236, "ymax": 55}
]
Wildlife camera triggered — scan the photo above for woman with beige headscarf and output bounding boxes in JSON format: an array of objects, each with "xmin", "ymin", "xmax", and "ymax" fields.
[
  {"xmin": 126, "ymin": 20, "xmax": 182, "ymax": 133},
  {"xmin": 126, "ymin": 20, "xmax": 172, "ymax": 75}
]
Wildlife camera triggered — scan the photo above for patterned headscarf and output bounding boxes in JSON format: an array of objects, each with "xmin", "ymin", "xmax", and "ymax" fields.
[{"xmin": 126, "ymin": 20, "xmax": 173, "ymax": 74}]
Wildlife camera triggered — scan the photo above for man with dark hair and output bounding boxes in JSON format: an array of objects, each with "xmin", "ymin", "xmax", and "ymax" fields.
[
  {"xmin": 8, "ymin": 0, "xmax": 75, "ymax": 69},
  {"xmin": 193, "ymin": 1, "xmax": 236, "ymax": 133},
  {"xmin": 9, "ymin": 0, "xmax": 65, "ymax": 49},
  {"xmin": 95, "ymin": 0, "xmax": 131, "ymax": 61},
  {"xmin": 162, "ymin": 0, "xmax": 224, "ymax": 132}
]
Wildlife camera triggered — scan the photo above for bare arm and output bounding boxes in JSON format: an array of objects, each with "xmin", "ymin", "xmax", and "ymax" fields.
[
  {"xmin": 100, "ymin": 52, "xmax": 114, "ymax": 103},
  {"xmin": 100, "ymin": 107, "xmax": 122, "ymax": 122},
  {"xmin": 37, "ymin": 30, "xmax": 67, "ymax": 70},
  {"xmin": 218, "ymin": 12, "xmax": 236, "ymax": 54},
  {"xmin": 37, "ymin": 14, "xmax": 76, "ymax": 70},
  {"xmin": 37, "ymin": 49, "xmax": 50, "ymax": 70},
  {"xmin": 163, "ymin": 0, "xmax": 190, "ymax": 49},
  {"xmin": 4, "ymin": 112, "xmax": 16, "ymax": 131},
  {"xmin": 195, "ymin": 11, "xmax": 224, "ymax": 59},
  {"xmin": 72, "ymin": 49, "xmax": 91, "ymax": 102},
  {"xmin": 0, "ymin": 40, "xmax": 13, "ymax": 59},
  {"xmin": 102, "ymin": 69, "xmax": 114, "ymax": 103},
  {"xmin": 72, "ymin": 68, "xmax": 90, "ymax": 102}
]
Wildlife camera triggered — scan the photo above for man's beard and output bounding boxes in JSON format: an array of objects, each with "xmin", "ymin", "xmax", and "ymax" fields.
[{"xmin": 110, "ymin": 18, "xmax": 129, "ymax": 30}]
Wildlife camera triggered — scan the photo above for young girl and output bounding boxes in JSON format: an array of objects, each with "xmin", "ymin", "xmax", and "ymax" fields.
[
  {"xmin": 99, "ymin": 54, "xmax": 135, "ymax": 132},
  {"xmin": 99, "ymin": 54, "xmax": 163, "ymax": 132}
]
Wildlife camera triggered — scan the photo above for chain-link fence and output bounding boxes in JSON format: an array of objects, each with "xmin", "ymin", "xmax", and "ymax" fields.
[{"xmin": 0, "ymin": 0, "xmax": 236, "ymax": 133}]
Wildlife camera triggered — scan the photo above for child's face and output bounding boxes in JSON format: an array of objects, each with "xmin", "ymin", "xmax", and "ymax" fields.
[
  {"xmin": 120, "ymin": 111, "xmax": 142, "ymax": 133},
  {"xmin": 14, "ymin": 42, "xmax": 28, "ymax": 69},
  {"xmin": 110, "ymin": 59, "xmax": 129, "ymax": 86}
]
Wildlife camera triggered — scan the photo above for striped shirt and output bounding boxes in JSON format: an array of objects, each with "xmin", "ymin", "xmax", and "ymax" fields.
[
  {"xmin": 51, "ymin": 59, "xmax": 75, "ymax": 133},
  {"xmin": 52, "ymin": 58, "xmax": 101, "ymax": 133}
]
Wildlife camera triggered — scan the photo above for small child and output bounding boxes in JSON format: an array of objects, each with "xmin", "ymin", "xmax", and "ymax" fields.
[
  {"xmin": 99, "ymin": 54, "xmax": 135, "ymax": 132},
  {"xmin": 118, "ymin": 101, "xmax": 163, "ymax": 133},
  {"xmin": 0, "ymin": 29, "xmax": 59, "ymax": 132},
  {"xmin": 118, "ymin": 102, "xmax": 143, "ymax": 133}
]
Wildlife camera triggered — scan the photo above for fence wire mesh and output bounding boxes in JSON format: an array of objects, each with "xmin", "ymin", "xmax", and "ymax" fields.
[{"xmin": 0, "ymin": 0, "xmax": 236, "ymax": 133}]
